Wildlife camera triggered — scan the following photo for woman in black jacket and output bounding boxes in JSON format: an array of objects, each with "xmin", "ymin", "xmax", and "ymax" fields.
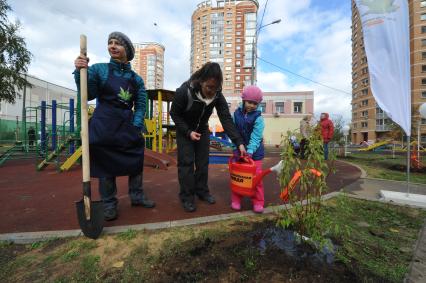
[{"xmin": 170, "ymin": 62, "xmax": 247, "ymax": 212}]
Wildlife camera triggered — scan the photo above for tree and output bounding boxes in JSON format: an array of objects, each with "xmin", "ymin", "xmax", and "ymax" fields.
[
  {"xmin": 0, "ymin": 0, "xmax": 32, "ymax": 104},
  {"xmin": 331, "ymin": 115, "xmax": 345, "ymax": 145}
]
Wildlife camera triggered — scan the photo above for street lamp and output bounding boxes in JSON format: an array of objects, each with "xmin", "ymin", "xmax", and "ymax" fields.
[
  {"xmin": 251, "ymin": 19, "xmax": 281, "ymax": 85},
  {"xmin": 418, "ymin": 103, "xmax": 426, "ymax": 161},
  {"xmin": 343, "ymin": 125, "xmax": 350, "ymax": 157}
]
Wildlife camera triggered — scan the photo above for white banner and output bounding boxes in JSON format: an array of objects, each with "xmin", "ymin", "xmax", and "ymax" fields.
[{"xmin": 355, "ymin": 0, "xmax": 411, "ymax": 136}]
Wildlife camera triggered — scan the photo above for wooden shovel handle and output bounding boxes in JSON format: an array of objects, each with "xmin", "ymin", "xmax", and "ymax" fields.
[
  {"xmin": 80, "ymin": 35, "xmax": 91, "ymax": 220},
  {"xmin": 80, "ymin": 35, "xmax": 90, "ymax": 183}
]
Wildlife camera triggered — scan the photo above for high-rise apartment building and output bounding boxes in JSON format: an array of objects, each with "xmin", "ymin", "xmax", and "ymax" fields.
[
  {"xmin": 191, "ymin": 0, "xmax": 258, "ymax": 96},
  {"xmin": 351, "ymin": 0, "xmax": 426, "ymax": 144},
  {"xmin": 131, "ymin": 43, "xmax": 165, "ymax": 90}
]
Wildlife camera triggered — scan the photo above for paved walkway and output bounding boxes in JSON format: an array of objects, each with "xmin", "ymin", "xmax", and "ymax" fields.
[{"xmin": 0, "ymin": 154, "xmax": 360, "ymax": 235}]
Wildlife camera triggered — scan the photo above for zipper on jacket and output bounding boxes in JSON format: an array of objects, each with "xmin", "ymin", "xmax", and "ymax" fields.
[{"xmin": 195, "ymin": 103, "xmax": 206, "ymax": 132}]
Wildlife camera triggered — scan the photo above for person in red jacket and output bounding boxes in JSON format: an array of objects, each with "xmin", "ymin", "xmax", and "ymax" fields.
[{"xmin": 319, "ymin": 113, "xmax": 334, "ymax": 160}]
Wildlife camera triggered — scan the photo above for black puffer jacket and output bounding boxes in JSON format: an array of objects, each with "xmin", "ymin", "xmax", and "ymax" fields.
[{"xmin": 170, "ymin": 81, "xmax": 243, "ymax": 146}]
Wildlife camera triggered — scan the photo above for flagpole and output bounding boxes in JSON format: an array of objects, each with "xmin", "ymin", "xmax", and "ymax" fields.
[{"xmin": 407, "ymin": 135, "xmax": 410, "ymax": 196}]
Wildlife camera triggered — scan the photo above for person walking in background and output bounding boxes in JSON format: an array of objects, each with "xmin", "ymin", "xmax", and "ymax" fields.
[
  {"xmin": 319, "ymin": 113, "xmax": 334, "ymax": 160},
  {"xmin": 231, "ymin": 86, "xmax": 265, "ymax": 213},
  {"xmin": 299, "ymin": 115, "xmax": 312, "ymax": 159},
  {"xmin": 73, "ymin": 31, "xmax": 155, "ymax": 221},
  {"xmin": 170, "ymin": 62, "xmax": 246, "ymax": 213}
]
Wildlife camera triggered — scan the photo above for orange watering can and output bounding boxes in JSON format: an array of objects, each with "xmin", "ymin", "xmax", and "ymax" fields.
[{"xmin": 229, "ymin": 157, "xmax": 283, "ymax": 197}]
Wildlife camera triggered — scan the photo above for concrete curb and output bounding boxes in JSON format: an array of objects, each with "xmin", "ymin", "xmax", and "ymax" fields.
[
  {"xmin": 2, "ymin": 191, "xmax": 423, "ymax": 244},
  {"xmin": 0, "ymin": 192, "xmax": 341, "ymax": 244},
  {"xmin": 338, "ymin": 160, "xmax": 368, "ymax": 178}
]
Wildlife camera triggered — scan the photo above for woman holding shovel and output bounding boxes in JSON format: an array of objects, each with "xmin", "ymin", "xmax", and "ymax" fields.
[{"xmin": 74, "ymin": 32, "xmax": 155, "ymax": 221}]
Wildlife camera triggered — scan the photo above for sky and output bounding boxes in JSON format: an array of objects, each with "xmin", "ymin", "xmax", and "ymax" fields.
[{"xmin": 7, "ymin": 0, "xmax": 352, "ymax": 122}]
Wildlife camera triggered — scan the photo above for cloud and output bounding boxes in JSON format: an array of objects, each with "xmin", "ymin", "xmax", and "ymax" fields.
[
  {"xmin": 8, "ymin": 0, "xmax": 352, "ymax": 122},
  {"xmin": 9, "ymin": 0, "xmax": 199, "ymax": 90},
  {"xmin": 256, "ymin": 0, "xmax": 352, "ymax": 122}
]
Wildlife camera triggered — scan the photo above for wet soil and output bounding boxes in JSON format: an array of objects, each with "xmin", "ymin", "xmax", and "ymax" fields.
[{"xmin": 126, "ymin": 221, "xmax": 379, "ymax": 283}]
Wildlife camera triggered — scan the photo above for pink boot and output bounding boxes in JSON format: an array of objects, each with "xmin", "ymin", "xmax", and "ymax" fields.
[
  {"xmin": 231, "ymin": 192, "xmax": 242, "ymax": 211},
  {"xmin": 231, "ymin": 202, "xmax": 241, "ymax": 211},
  {"xmin": 253, "ymin": 204, "xmax": 264, "ymax": 213}
]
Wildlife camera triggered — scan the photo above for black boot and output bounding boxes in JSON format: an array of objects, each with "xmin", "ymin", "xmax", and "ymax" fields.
[
  {"xmin": 129, "ymin": 173, "xmax": 156, "ymax": 208},
  {"xmin": 104, "ymin": 208, "xmax": 118, "ymax": 221},
  {"xmin": 131, "ymin": 196, "xmax": 156, "ymax": 208}
]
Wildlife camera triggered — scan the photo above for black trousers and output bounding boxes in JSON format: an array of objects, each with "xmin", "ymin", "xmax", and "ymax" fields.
[
  {"xmin": 300, "ymin": 138, "xmax": 308, "ymax": 159},
  {"xmin": 176, "ymin": 130, "xmax": 210, "ymax": 203},
  {"xmin": 98, "ymin": 173, "xmax": 145, "ymax": 210}
]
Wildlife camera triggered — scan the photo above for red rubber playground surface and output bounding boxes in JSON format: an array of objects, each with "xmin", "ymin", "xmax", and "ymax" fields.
[{"xmin": 0, "ymin": 152, "xmax": 361, "ymax": 233}]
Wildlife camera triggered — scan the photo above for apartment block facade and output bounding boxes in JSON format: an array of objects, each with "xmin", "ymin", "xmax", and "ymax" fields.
[
  {"xmin": 191, "ymin": 0, "xmax": 258, "ymax": 96},
  {"xmin": 351, "ymin": 0, "xmax": 426, "ymax": 144},
  {"xmin": 131, "ymin": 42, "xmax": 165, "ymax": 90}
]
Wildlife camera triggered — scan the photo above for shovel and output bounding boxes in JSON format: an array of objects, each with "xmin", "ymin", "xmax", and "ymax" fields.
[{"xmin": 75, "ymin": 34, "xmax": 104, "ymax": 239}]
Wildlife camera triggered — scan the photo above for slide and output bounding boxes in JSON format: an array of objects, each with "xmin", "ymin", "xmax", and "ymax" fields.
[
  {"xmin": 358, "ymin": 140, "xmax": 390, "ymax": 151},
  {"xmin": 144, "ymin": 148, "xmax": 177, "ymax": 170},
  {"xmin": 210, "ymin": 135, "xmax": 233, "ymax": 150}
]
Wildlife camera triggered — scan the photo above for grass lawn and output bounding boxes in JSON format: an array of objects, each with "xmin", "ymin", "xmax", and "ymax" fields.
[
  {"xmin": 0, "ymin": 196, "xmax": 424, "ymax": 283},
  {"xmin": 338, "ymin": 151, "xmax": 426, "ymax": 184}
]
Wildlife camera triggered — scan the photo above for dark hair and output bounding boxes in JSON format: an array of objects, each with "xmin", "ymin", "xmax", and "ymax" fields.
[{"xmin": 189, "ymin": 62, "xmax": 223, "ymax": 92}]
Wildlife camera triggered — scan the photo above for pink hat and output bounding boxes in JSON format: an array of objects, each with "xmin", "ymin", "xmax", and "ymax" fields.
[{"xmin": 241, "ymin": 85, "xmax": 263, "ymax": 103}]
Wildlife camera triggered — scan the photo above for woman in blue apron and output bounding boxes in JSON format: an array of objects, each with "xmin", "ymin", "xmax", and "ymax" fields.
[{"xmin": 74, "ymin": 32, "xmax": 155, "ymax": 221}]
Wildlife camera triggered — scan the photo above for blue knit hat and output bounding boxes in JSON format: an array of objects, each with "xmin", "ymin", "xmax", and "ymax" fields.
[{"xmin": 108, "ymin": 31, "xmax": 135, "ymax": 61}]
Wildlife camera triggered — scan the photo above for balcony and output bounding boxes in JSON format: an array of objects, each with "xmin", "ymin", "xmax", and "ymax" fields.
[{"xmin": 376, "ymin": 125, "xmax": 391, "ymax": 132}]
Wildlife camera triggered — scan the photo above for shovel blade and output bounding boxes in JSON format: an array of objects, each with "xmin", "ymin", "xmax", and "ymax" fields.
[{"xmin": 76, "ymin": 200, "xmax": 104, "ymax": 239}]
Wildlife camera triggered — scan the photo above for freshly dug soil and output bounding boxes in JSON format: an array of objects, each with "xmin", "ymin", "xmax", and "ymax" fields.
[{"xmin": 138, "ymin": 222, "xmax": 379, "ymax": 283}]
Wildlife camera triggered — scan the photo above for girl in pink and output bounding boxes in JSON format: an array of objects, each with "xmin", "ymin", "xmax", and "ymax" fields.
[{"xmin": 232, "ymin": 86, "xmax": 265, "ymax": 213}]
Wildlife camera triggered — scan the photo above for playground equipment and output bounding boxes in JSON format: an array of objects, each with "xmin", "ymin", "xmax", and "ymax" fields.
[
  {"xmin": 279, "ymin": 169, "xmax": 322, "ymax": 202},
  {"xmin": 145, "ymin": 89, "xmax": 176, "ymax": 153},
  {"xmin": 358, "ymin": 140, "xmax": 391, "ymax": 151},
  {"xmin": 0, "ymin": 98, "xmax": 78, "ymax": 168},
  {"xmin": 410, "ymin": 142, "xmax": 424, "ymax": 170},
  {"xmin": 34, "ymin": 99, "xmax": 79, "ymax": 171},
  {"xmin": 229, "ymin": 156, "xmax": 282, "ymax": 197}
]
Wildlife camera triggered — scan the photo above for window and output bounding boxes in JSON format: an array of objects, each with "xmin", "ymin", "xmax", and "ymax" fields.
[
  {"xmin": 361, "ymin": 99, "xmax": 368, "ymax": 106},
  {"xmin": 422, "ymin": 65, "xmax": 426, "ymax": 72},
  {"xmin": 361, "ymin": 89, "xmax": 368, "ymax": 96},
  {"xmin": 422, "ymin": 1, "xmax": 426, "ymax": 8},
  {"xmin": 421, "ymin": 14, "xmax": 426, "ymax": 20},
  {"xmin": 361, "ymin": 122, "xmax": 368, "ymax": 128},
  {"xmin": 275, "ymin": 102, "xmax": 284, "ymax": 113},
  {"xmin": 422, "ymin": 26, "xmax": 426, "ymax": 33},
  {"xmin": 422, "ymin": 91, "xmax": 426, "ymax": 98},
  {"xmin": 423, "ymin": 39, "xmax": 426, "ymax": 46},
  {"xmin": 422, "ymin": 118, "xmax": 426, "ymax": 125},
  {"xmin": 361, "ymin": 110, "xmax": 368, "ymax": 117},
  {"xmin": 293, "ymin": 102, "xmax": 303, "ymax": 113},
  {"xmin": 353, "ymin": 112, "xmax": 357, "ymax": 118},
  {"xmin": 260, "ymin": 102, "xmax": 266, "ymax": 113},
  {"xmin": 422, "ymin": 78, "xmax": 426, "ymax": 85},
  {"xmin": 423, "ymin": 52, "xmax": 426, "ymax": 60}
]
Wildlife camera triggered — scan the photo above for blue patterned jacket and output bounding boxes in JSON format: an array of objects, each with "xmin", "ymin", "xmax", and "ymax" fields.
[{"xmin": 73, "ymin": 59, "xmax": 146, "ymax": 130}]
